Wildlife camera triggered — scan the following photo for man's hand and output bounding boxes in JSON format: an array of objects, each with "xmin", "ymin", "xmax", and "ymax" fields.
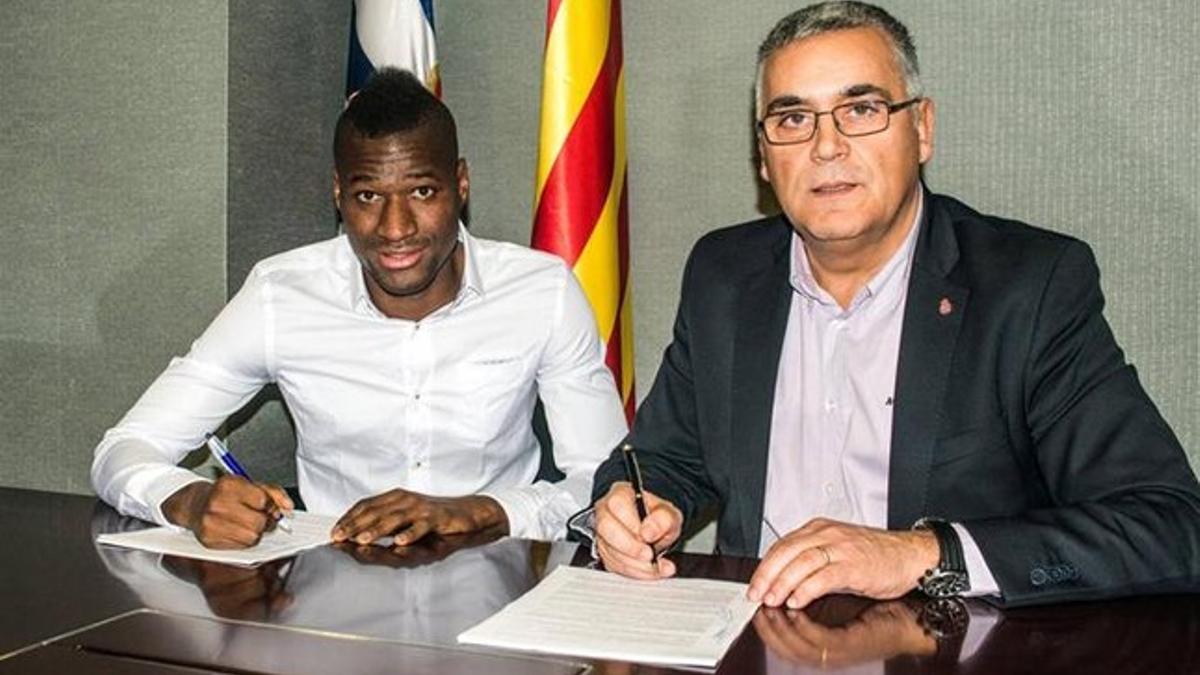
[
  {"xmin": 161, "ymin": 476, "xmax": 294, "ymax": 549},
  {"xmin": 594, "ymin": 482, "xmax": 683, "ymax": 579},
  {"xmin": 331, "ymin": 489, "xmax": 508, "ymax": 546},
  {"xmin": 748, "ymin": 518, "xmax": 939, "ymax": 609}
]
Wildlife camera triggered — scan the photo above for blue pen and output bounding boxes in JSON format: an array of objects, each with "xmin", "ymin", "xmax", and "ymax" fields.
[{"xmin": 204, "ymin": 433, "xmax": 292, "ymax": 534}]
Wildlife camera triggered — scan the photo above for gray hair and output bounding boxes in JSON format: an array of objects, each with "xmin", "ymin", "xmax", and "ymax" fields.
[{"xmin": 755, "ymin": 1, "xmax": 922, "ymax": 115}]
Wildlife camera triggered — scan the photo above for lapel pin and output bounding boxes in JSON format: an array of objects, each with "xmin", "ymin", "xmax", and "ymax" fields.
[{"xmin": 938, "ymin": 297, "xmax": 953, "ymax": 316}]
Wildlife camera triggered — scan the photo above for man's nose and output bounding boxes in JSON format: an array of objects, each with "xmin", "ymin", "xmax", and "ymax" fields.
[
  {"xmin": 377, "ymin": 197, "xmax": 417, "ymax": 240},
  {"xmin": 810, "ymin": 112, "xmax": 848, "ymax": 162}
]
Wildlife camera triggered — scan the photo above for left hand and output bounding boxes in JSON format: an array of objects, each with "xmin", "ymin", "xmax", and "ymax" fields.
[
  {"xmin": 331, "ymin": 489, "xmax": 509, "ymax": 546},
  {"xmin": 748, "ymin": 518, "xmax": 939, "ymax": 609}
]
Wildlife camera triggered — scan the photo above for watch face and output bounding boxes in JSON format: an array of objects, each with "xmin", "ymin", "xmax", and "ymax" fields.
[{"xmin": 921, "ymin": 569, "xmax": 970, "ymax": 598}]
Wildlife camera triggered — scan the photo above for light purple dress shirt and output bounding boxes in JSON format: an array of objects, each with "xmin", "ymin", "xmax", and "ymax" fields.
[{"xmin": 760, "ymin": 191, "xmax": 1000, "ymax": 597}]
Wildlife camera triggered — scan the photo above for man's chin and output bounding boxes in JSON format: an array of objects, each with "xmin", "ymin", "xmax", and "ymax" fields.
[
  {"xmin": 790, "ymin": 218, "xmax": 872, "ymax": 244},
  {"xmin": 371, "ymin": 268, "xmax": 438, "ymax": 299}
]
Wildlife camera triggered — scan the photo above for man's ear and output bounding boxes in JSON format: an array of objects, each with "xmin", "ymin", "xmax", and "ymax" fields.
[
  {"xmin": 916, "ymin": 97, "xmax": 936, "ymax": 165},
  {"xmin": 757, "ymin": 138, "xmax": 771, "ymax": 184},
  {"xmin": 456, "ymin": 158, "xmax": 470, "ymax": 204},
  {"xmin": 332, "ymin": 170, "xmax": 342, "ymax": 206}
]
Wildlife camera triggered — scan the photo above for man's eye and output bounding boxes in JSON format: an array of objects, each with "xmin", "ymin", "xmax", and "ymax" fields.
[
  {"xmin": 777, "ymin": 111, "xmax": 813, "ymax": 128},
  {"xmin": 355, "ymin": 191, "xmax": 380, "ymax": 204},
  {"xmin": 845, "ymin": 101, "xmax": 883, "ymax": 118},
  {"xmin": 412, "ymin": 186, "xmax": 437, "ymax": 200}
]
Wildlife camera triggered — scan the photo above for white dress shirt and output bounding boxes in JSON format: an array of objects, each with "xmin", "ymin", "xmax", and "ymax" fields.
[
  {"xmin": 91, "ymin": 225, "xmax": 628, "ymax": 540},
  {"xmin": 760, "ymin": 192, "xmax": 1000, "ymax": 596}
]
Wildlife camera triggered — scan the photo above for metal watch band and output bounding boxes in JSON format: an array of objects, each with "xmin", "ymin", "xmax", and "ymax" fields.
[{"xmin": 915, "ymin": 517, "xmax": 970, "ymax": 597}]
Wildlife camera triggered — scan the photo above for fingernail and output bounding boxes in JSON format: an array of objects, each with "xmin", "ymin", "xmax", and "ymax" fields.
[
  {"xmin": 764, "ymin": 593, "xmax": 776, "ymax": 605},
  {"xmin": 331, "ymin": 528, "xmax": 344, "ymax": 540},
  {"xmin": 786, "ymin": 597, "xmax": 800, "ymax": 609},
  {"xmin": 356, "ymin": 533, "xmax": 372, "ymax": 544}
]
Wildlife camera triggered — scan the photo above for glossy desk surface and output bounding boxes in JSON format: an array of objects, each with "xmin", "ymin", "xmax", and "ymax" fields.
[{"xmin": 2, "ymin": 487, "xmax": 1198, "ymax": 674}]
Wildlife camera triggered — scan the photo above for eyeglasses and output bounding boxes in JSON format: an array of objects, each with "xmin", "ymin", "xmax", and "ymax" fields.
[{"xmin": 758, "ymin": 97, "xmax": 921, "ymax": 145}]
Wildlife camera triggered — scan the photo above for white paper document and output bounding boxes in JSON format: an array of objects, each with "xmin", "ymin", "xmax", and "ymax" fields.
[
  {"xmin": 96, "ymin": 511, "xmax": 337, "ymax": 567},
  {"xmin": 457, "ymin": 565, "xmax": 760, "ymax": 668}
]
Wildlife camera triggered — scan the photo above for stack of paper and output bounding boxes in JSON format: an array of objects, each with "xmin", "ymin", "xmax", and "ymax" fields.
[{"xmin": 458, "ymin": 565, "xmax": 760, "ymax": 668}]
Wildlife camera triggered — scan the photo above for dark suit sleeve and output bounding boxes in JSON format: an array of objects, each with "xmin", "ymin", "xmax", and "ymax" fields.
[
  {"xmin": 965, "ymin": 240, "xmax": 1200, "ymax": 606},
  {"xmin": 591, "ymin": 247, "xmax": 720, "ymax": 527}
]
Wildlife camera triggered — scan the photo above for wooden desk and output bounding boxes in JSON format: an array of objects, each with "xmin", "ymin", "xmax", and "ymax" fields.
[{"xmin": 2, "ymin": 487, "xmax": 1198, "ymax": 674}]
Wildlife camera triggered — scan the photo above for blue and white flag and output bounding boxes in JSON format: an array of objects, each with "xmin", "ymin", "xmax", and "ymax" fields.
[{"xmin": 346, "ymin": 0, "xmax": 439, "ymax": 97}]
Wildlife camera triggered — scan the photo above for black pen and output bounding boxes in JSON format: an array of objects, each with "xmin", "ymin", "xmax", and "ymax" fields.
[{"xmin": 620, "ymin": 443, "xmax": 658, "ymax": 567}]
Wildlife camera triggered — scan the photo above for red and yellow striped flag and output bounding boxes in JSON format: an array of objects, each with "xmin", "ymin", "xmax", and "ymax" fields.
[{"xmin": 532, "ymin": 0, "xmax": 635, "ymax": 422}]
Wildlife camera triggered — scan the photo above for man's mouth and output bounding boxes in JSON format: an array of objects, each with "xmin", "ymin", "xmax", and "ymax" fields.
[
  {"xmin": 811, "ymin": 181, "xmax": 858, "ymax": 195},
  {"xmin": 376, "ymin": 247, "xmax": 426, "ymax": 271}
]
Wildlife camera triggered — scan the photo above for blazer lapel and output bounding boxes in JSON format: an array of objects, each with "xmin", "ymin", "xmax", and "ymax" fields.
[
  {"xmin": 888, "ymin": 194, "xmax": 969, "ymax": 529},
  {"xmin": 729, "ymin": 220, "xmax": 793, "ymax": 552}
]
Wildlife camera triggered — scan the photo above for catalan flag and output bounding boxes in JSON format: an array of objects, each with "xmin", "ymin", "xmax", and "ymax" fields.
[
  {"xmin": 532, "ymin": 0, "xmax": 635, "ymax": 422},
  {"xmin": 346, "ymin": 0, "xmax": 440, "ymax": 97}
]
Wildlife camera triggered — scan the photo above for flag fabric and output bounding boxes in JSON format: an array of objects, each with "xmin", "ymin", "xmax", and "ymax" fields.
[
  {"xmin": 532, "ymin": 0, "xmax": 635, "ymax": 423},
  {"xmin": 346, "ymin": 0, "xmax": 440, "ymax": 97}
]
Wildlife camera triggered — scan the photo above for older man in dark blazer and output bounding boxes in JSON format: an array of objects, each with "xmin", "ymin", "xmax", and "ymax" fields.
[{"xmin": 589, "ymin": 1, "xmax": 1200, "ymax": 608}]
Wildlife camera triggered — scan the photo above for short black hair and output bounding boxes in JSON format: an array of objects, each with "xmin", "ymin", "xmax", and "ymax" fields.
[{"xmin": 334, "ymin": 68, "xmax": 458, "ymax": 169}]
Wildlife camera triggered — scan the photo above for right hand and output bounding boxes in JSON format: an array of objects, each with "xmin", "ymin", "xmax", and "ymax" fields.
[
  {"xmin": 594, "ymin": 481, "xmax": 683, "ymax": 579},
  {"xmin": 162, "ymin": 475, "xmax": 294, "ymax": 549}
]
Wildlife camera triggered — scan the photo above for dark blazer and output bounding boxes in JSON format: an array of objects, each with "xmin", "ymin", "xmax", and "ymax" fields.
[{"xmin": 593, "ymin": 191, "xmax": 1200, "ymax": 606}]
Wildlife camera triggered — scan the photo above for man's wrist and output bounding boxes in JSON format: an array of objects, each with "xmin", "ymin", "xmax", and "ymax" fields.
[
  {"xmin": 911, "ymin": 528, "xmax": 941, "ymax": 574},
  {"xmin": 161, "ymin": 482, "xmax": 211, "ymax": 529},
  {"xmin": 469, "ymin": 495, "xmax": 510, "ymax": 534}
]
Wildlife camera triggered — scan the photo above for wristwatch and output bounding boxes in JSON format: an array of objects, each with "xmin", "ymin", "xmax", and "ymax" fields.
[{"xmin": 913, "ymin": 518, "xmax": 970, "ymax": 597}]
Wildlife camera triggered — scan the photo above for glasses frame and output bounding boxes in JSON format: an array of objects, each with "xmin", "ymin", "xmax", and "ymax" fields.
[{"xmin": 757, "ymin": 97, "xmax": 922, "ymax": 145}]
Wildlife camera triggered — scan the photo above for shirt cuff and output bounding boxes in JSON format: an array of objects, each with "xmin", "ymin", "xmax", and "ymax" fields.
[
  {"xmin": 953, "ymin": 522, "xmax": 1002, "ymax": 598},
  {"xmin": 479, "ymin": 484, "xmax": 553, "ymax": 541}
]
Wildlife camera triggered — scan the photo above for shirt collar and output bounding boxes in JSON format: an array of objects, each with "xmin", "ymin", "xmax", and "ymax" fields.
[
  {"xmin": 789, "ymin": 188, "xmax": 924, "ymax": 313},
  {"xmin": 348, "ymin": 221, "xmax": 482, "ymax": 319}
]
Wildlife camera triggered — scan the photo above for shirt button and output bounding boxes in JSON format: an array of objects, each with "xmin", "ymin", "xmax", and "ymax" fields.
[
  {"xmin": 823, "ymin": 482, "xmax": 836, "ymax": 495},
  {"xmin": 414, "ymin": 393, "xmax": 421, "ymax": 400}
]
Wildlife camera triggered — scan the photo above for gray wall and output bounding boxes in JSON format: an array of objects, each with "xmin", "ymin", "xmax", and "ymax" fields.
[
  {"xmin": 1, "ymin": 1, "xmax": 228, "ymax": 493},
  {"xmin": 2, "ymin": 2, "xmax": 1196, "ymax": 518}
]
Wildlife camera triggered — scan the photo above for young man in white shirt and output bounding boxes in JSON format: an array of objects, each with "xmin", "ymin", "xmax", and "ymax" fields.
[{"xmin": 92, "ymin": 68, "xmax": 627, "ymax": 549}]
